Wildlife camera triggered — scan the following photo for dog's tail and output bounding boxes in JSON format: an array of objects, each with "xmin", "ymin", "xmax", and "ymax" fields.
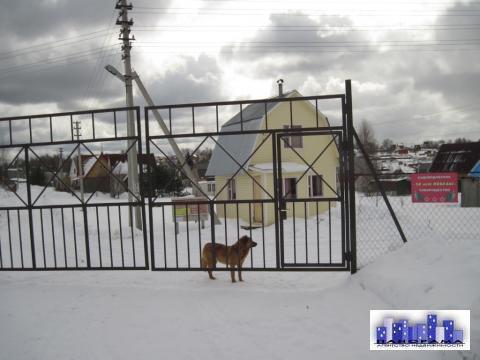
[{"xmin": 201, "ymin": 256, "xmax": 207, "ymax": 270}]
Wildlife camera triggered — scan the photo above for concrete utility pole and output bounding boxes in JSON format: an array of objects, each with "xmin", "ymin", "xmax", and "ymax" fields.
[
  {"xmin": 73, "ymin": 121, "xmax": 85, "ymax": 202},
  {"xmin": 116, "ymin": 0, "xmax": 142, "ymax": 230}
]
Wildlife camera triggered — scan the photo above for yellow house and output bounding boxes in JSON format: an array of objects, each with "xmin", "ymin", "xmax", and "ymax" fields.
[{"xmin": 205, "ymin": 89, "xmax": 339, "ymax": 226}]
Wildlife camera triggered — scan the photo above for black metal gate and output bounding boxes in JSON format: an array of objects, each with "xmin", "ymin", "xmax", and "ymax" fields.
[
  {"xmin": 0, "ymin": 106, "xmax": 148, "ymax": 270},
  {"xmin": 145, "ymin": 80, "xmax": 356, "ymax": 273}
]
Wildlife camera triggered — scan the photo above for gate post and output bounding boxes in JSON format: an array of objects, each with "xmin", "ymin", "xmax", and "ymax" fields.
[
  {"xmin": 24, "ymin": 146, "xmax": 36, "ymax": 269},
  {"xmin": 345, "ymin": 80, "xmax": 357, "ymax": 274}
]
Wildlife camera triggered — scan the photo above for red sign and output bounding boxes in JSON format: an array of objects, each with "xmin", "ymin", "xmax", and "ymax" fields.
[{"xmin": 411, "ymin": 172, "xmax": 458, "ymax": 203}]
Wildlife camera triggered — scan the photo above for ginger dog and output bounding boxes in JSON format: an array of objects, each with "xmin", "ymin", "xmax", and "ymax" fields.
[{"xmin": 201, "ymin": 235, "xmax": 257, "ymax": 283}]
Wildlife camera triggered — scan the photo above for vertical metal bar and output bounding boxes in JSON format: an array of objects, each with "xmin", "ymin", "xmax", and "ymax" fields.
[
  {"xmin": 72, "ymin": 208, "xmax": 78, "ymax": 268},
  {"xmin": 113, "ymin": 111, "xmax": 118, "ymax": 138},
  {"xmin": 264, "ymin": 102, "xmax": 268, "ymax": 130},
  {"xmin": 7, "ymin": 210, "xmax": 13, "ymax": 267},
  {"xmin": 83, "ymin": 205, "xmax": 91, "ymax": 268},
  {"xmin": 261, "ymin": 202, "xmax": 266, "ymax": 268},
  {"xmin": 50, "ymin": 208, "xmax": 56, "ymax": 268},
  {"xmin": 315, "ymin": 99, "xmax": 319, "ymax": 128},
  {"xmin": 329, "ymin": 201, "xmax": 332, "ymax": 263},
  {"xmin": 107, "ymin": 206, "xmax": 113, "ymax": 267},
  {"xmin": 136, "ymin": 106, "xmax": 147, "ymax": 268},
  {"xmin": 162, "ymin": 206, "xmax": 167, "ymax": 268},
  {"xmin": 61, "ymin": 208, "xmax": 67, "ymax": 267},
  {"xmin": 96, "ymin": 207, "xmax": 102, "ymax": 267},
  {"xmin": 210, "ymin": 202, "xmax": 216, "ymax": 268},
  {"xmin": 40, "ymin": 209, "xmax": 46, "ymax": 267},
  {"xmin": 130, "ymin": 205, "xmax": 136, "ymax": 267},
  {"xmin": 316, "ymin": 201, "xmax": 320, "ymax": 264},
  {"xmin": 304, "ymin": 201, "xmax": 308, "ymax": 263},
  {"xmin": 70, "ymin": 115, "xmax": 74, "ymax": 141},
  {"xmin": 145, "ymin": 109, "xmax": 155, "ymax": 269},
  {"xmin": 236, "ymin": 203, "xmax": 240, "ymax": 246},
  {"xmin": 346, "ymin": 79, "xmax": 357, "ymax": 274},
  {"xmin": 289, "ymin": 100, "xmax": 293, "ymax": 127},
  {"xmin": 24, "ymin": 146, "xmax": 36, "ymax": 269},
  {"xmin": 28, "ymin": 117, "xmax": 32, "ymax": 143},
  {"xmin": 118, "ymin": 205, "xmax": 125, "ymax": 267},
  {"xmin": 292, "ymin": 202, "xmax": 296, "ymax": 264},
  {"xmin": 49, "ymin": 116, "xmax": 53, "ymax": 142},
  {"xmin": 197, "ymin": 203, "xmax": 202, "ymax": 268},
  {"xmin": 192, "ymin": 107, "xmax": 195, "ymax": 134},
  {"xmin": 240, "ymin": 104, "xmax": 244, "ymax": 132},
  {"xmin": 17, "ymin": 210, "xmax": 24, "ymax": 268},
  {"xmin": 186, "ymin": 203, "xmax": 191, "ymax": 268},
  {"xmin": 215, "ymin": 105, "xmax": 219, "ymax": 133},
  {"xmin": 9, "ymin": 120, "xmax": 12, "ymax": 145},
  {"xmin": 91, "ymin": 113, "xmax": 95, "ymax": 139},
  {"xmin": 168, "ymin": 108, "xmax": 172, "ymax": 134},
  {"xmin": 341, "ymin": 103, "xmax": 349, "ymax": 269},
  {"xmin": 223, "ymin": 203, "xmax": 228, "ymax": 267},
  {"xmin": 173, "ymin": 204, "xmax": 179, "ymax": 268},
  {"xmin": 274, "ymin": 133, "xmax": 284, "ymax": 269},
  {"xmin": 0, "ymin": 230, "xmax": 3, "ymax": 268},
  {"xmin": 249, "ymin": 202, "xmax": 253, "ymax": 268}
]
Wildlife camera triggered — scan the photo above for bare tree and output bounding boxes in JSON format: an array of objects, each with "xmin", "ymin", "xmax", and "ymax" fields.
[
  {"xmin": 381, "ymin": 138, "xmax": 394, "ymax": 152},
  {"xmin": 357, "ymin": 119, "xmax": 378, "ymax": 155}
]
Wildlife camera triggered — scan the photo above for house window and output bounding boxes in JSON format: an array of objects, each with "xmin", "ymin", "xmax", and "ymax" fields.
[
  {"xmin": 227, "ymin": 178, "xmax": 236, "ymax": 200},
  {"xmin": 284, "ymin": 178, "xmax": 297, "ymax": 199},
  {"xmin": 283, "ymin": 125, "xmax": 303, "ymax": 148},
  {"xmin": 308, "ymin": 175, "xmax": 323, "ymax": 197},
  {"xmin": 207, "ymin": 183, "xmax": 215, "ymax": 193}
]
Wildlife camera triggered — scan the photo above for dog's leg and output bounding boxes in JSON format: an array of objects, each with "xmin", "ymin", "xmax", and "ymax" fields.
[
  {"xmin": 208, "ymin": 268, "xmax": 216, "ymax": 280},
  {"xmin": 229, "ymin": 264, "xmax": 236, "ymax": 283},
  {"xmin": 238, "ymin": 262, "xmax": 243, "ymax": 282}
]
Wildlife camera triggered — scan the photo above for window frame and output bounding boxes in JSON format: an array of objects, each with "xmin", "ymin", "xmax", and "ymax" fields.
[
  {"xmin": 308, "ymin": 174, "xmax": 324, "ymax": 197},
  {"xmin": 227, "ymin": 178, "xmax": 236, "ymax": 200},
  {"xmin": 283, "ymin": 125, "xmax": 303, "ymax": 149},
  {"xmin": 283, "ymin": 177, "xmax": 298, "ymax": 199}
]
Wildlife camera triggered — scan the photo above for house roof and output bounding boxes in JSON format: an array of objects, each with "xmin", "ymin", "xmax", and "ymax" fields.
[
  {"xmin": 429, "ymin": 142, "xmax": 480, "ymax": 174},
  {"xmin": 205, "ymin": 91, "xmax": 296, "ymax": 177},
  {"xmin": 468, "ymin": 160, "xmax": 480, "ymax": 178}
]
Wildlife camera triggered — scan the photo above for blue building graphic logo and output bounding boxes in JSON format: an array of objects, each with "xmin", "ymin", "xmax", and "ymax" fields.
[
  {"xmin": 376, "ymin": 313, "xmax": 463, "ymax": 344},
  {"xmin": 372, "ymin": 311, "xmax": 468, "ymax": 349}
]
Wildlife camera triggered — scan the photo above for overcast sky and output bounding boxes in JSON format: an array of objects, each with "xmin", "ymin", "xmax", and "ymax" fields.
[{"xmin": 0, "ymin": 0, "xmax": 479, "ymax": 145}]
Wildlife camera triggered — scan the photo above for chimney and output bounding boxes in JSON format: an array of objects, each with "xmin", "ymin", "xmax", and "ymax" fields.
[{"xmin": 277, "ymin": 79, "xmax": 284, "ymax": 96}]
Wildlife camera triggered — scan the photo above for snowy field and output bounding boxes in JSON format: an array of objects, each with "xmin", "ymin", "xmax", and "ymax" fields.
[{"xmin": 0, "ymin": 185, "xmax": 479, "ymax": 359}]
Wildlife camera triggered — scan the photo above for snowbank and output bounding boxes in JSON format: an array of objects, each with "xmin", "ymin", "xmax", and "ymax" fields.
[{"xmin": 0, "ymin": 237, "xmax": 478, "ymax": 360}]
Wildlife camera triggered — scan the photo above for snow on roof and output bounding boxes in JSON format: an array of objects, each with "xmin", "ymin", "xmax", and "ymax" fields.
[
  {"xmin": 249, "ymin": 162, "xmax": 310, "ymax": 174},
  {"xmin": 83, "ymin": 157, "xmax": 97, "ymax": 176},
  {"xmin": 206, "ymin": 92, "xmax": 297, "ymax": 177}
]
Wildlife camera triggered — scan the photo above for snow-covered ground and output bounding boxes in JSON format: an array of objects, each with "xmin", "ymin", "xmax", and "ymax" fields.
[
  {"xmin": 0, "ymin": 237, "xmax": 478, "ymax": 359},
  {"xmin": 0, "ymin": 185, "xmax": 479, "ymax": 359}
]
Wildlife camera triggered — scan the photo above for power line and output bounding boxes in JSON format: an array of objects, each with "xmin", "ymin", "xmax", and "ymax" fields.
[
  {"xmin": 131, "ymin": 10, "xmax": 480, "ymax": 17},
  {"xmin": 0, "ymin": 46, "xmax": 121, "ymax": 79},
  {"xmin": 0, "ymin": 28, "xmax": 113, "ymax": 59},
  {"xmin": 82, "ymin": 6, "xmax": 119, "ymax": 108}
]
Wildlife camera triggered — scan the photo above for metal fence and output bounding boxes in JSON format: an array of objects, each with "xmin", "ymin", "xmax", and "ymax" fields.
[
  {"xmin": 0, "ymin": 107, "xmax": 148, "ymax": 270},
  {"xmin": 355, "ymin": 162, "xmax": 480, "ymax": 269},
  {"xmin": 145, "ymin": 86, "xmax": 357, "ymax": 272}
]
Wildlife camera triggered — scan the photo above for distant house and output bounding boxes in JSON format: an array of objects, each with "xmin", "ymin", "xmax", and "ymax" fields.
[
  {"xmin": 70, "ymin": 153, "xmax": 154, "ymax": 195},
  {"xmin": 205, "ymin": 90, "xmax": 339, "ymax": 225},
  {"xmin": 430, "ymin": 142, "xmax": 480, "ymax": 176}
]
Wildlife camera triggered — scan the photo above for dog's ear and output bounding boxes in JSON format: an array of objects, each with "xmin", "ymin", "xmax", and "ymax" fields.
[{"xmin": 240, "ymin": 235, "xmax": 249, "ymax": 243}]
